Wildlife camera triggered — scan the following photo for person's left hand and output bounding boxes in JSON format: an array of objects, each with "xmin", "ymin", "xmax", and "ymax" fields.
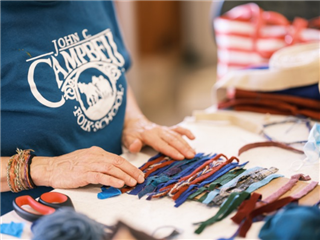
[{"xmin": 122, "ymin": 118, "xmax": 196, "ymax": 160}]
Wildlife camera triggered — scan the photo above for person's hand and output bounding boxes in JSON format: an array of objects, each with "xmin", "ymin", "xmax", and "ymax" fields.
[
  {"xmin": 122, "ymin": 118, "xmax": 196, "ymax": 160},
  {"xmin": 30, "ymin": 146, "xmax": 145, "ymax": 189}
]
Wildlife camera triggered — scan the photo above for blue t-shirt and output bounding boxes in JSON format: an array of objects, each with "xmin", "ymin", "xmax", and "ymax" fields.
[{"xmin": 1, "ymin": 1, "xmax": 131, "ymax": 215}]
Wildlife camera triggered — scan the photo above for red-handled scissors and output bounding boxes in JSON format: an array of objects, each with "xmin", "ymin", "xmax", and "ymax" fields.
[{"xmin": 13, "ymin": 192, "xmax": 74, "ymax": 222}]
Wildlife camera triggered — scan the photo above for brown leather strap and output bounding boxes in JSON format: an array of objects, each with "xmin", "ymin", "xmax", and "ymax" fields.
[
  {"xmin": 235, "ymin": 89, "xmax": 320, "ymax": 110},
  {"xmin": 218, "ymin": 88, "xmax": 320, "ymax": 120},
  {"xmin": 238, "ymin": 141, "xmax": 304, "ymax": 156}
]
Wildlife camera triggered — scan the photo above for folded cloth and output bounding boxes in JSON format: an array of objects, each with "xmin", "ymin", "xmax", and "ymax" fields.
[
  {"xmin": 259, "ymin": 203, "xmax": 320, "ymax": 240},
  {"xmin": 213, "ymin": 43, "xmax": 320, "ymax": 105}
]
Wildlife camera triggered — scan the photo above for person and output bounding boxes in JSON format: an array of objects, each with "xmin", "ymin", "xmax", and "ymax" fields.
[{"xmin": 0, "ymin": 1, "xmax": 196, "ymax": 215}]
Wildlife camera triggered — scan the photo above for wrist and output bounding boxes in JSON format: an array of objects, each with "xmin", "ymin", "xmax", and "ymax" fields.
[
  {"xmin": 124, "ymin": 115, "xmax": 150, "ymax": 128},
  {"xmin": 30, "ymin": 156, "xmax": 52, "ymax": 187}
]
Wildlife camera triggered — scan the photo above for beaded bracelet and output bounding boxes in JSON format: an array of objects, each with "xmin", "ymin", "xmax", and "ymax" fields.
[{"xmin": 7, "ymin": 149, "xmax": 37, "ymax": 192}]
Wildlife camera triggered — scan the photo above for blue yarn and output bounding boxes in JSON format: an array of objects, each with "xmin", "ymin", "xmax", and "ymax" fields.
[{"xmin": 31, "ymin": 208, "xmax": 107, "ymax": 240}]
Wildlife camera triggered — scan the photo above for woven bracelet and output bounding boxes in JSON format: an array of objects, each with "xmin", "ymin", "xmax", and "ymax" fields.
[{"xmin": 7, "ymin": 149, "xmax": 37, "ymax": 192}]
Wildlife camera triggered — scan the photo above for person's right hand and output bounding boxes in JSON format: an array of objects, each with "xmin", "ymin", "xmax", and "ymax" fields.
[{"xmin": 30, "ymin": 146, "xmax": 145, "ymax": 189}]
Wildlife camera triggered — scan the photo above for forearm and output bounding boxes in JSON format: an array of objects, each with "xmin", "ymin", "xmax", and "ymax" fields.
[
  {"xmin": 124, "ymin": 84, "xmax": 149, "ymax": 126},
  {"xmin": 1, "ymin": 157, "xmax": 10, "ymax": 192},
  {"xmin": 1, "ymin": 155, "xmax": 51, "ymax": 192}
]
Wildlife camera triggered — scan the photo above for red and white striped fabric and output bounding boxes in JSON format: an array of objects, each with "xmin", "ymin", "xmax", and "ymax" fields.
[{"xmin": 214, "ymin": 3, "xmax": 320, "ymax": 78}]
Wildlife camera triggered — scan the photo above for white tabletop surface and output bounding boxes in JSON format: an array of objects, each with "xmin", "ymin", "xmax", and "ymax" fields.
[{"xmin": 1, "ymin": 110, "xmax": 319, "ymax": 240}]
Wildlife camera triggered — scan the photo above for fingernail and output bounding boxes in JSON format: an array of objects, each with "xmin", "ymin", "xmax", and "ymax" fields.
[
  {"xmin": 177, "ymin": 153, "xmax": 184, "ymax": 159},
  {"xmin": 188, "ymin": 150, "xmax": 195, "ymax": 157},
  {"xmin": 130, "ymin": 178, "xmax": 137, "ymax": 185},
  {"xmin": 138, "ymin": 174, "xmax": 145, "ymax": 183},
  {"xmin": 117, "ymin": 180, "xmax": 125, "ymax": 187}
]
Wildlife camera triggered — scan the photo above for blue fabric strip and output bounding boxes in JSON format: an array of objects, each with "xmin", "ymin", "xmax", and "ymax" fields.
[
  {"xmin": 269, "ymin": 83, "xmax": 320, "ymax": 100},
  {"xmin": 128, "ymin": 181, "xmax": 148, "ymax": 195},
  {"xmin": 174, "ymin": 186, "xmax": 198, "ymax": 207},
  {"xmin": 98, "ymin": 187, "xmax": 122, "ymax": 199},
  {"xmin": 0, "ymin": 222, "xmax": 25, "ymax": 238},
  {"xmin": 143, "ymin": 154, "xmax": 215, "ymax": 199},
  {"xmin": 138, "ymin": 185, "xmax": 156, "ymax": 199},
  {"xmin": 137, "ymin": 175, "xmax": 171, "ymax": 198},
  {"xmin": 245, "ymin": 173, "xmax": 284, "ymax": 193},
  {"xmin": 156, "ymin": 156, "xmax": 213, "ymax": 190},
  {"xmin": 203, "ymin": 190, "xmax": 220, "ymax": 205}
]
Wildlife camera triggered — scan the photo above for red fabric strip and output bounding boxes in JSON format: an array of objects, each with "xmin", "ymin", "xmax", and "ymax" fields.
[
  {"xmin": 238, "ymin": 180, "xmax": 318, "ymax": 237},
  {"xmin": 231, "ymin": 192, "xmax": 262, "ymax": 224},
  {"xmin": 179, "ymin": 154, "xmax": 227, "ymax": 182},
  {"xmin": 238, "ymin": 196, "xmax": 296, "ymax": 237},
  {"xmin": 140, "ymin": 155, "xmax": 166, "ymax": 171},
  {"xmin": 144, "ymin": 160, "xmax": 176, "ymax": 178}
]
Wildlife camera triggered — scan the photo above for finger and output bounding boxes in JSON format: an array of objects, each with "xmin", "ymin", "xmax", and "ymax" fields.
[
  {"xmin": 85, "ymin": 172, "xmax": 125, "ymax": 188},
  {"xmin": 91, "ymin": 162, "xmax": 138, "ymax": 187},
  {"xmin": 161, "ymin": 131, "xmax": 195, "ymax": 159},
  {"xmin": 144, "ymin": 134, "xmax": 186, "ymax": 160},
  {"xmin": 171, "ymin": 126, "xmax": 196, "ymax": 140},
  {"xmin": 122, "ymin": 134, "xmax": 134, "ymax": 150},
  {"xmin": 128, "ymin": 139, "xmax": 143, "ymax": 153},
  {"xmin": 109, "ymin": 155, "xmax": 145, "ymax": 184}
]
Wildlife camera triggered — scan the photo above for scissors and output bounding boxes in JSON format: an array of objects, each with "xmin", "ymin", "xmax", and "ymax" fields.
[{"xmin": 13, "ymin": 192, "xmax": 74, "ymax": 222}]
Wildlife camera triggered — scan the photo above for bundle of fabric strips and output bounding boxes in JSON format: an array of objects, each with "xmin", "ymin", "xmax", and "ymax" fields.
[
  {"xmin": 118, "ymin": 153, "xmax": 286, "ymax": 210},
  {"xmin": 98, "ymin": 152, "xmax": 319, "ymax": 238},
  {"xmin": 122, "ymin": 153, "xmax": 251, "ymax": 207},
  {"xmin": 211, "ymin": 174, "xmax": 319, "ymax": 240}
]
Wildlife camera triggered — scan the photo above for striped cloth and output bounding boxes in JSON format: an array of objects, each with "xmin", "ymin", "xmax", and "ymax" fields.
[{"xmin": 214, "ymin": 3, "xmax": 320, "ymax": 78}]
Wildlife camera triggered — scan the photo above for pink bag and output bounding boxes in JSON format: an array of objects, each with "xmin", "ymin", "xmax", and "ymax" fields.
[{"xmin": 214, "ymin": 3, "xmax": 320, "ymax": 78}]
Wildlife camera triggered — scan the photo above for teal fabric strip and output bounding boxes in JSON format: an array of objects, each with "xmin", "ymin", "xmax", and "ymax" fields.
[
  {"xmin": 214, "ymin": 168, "xmax": 247, "ymax": 187},
  {"xmin": 188, "ymin": 186, "xmax": 207, "ymax": 200},
  {"xmin": 246, "ymin": 173, "xmax": 284, "ymax": 193}
]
